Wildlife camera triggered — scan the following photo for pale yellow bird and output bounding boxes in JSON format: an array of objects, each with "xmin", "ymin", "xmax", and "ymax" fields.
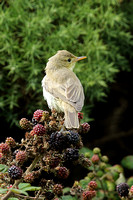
[{"xmin": 42, "ymin": 50, "xmax": 86, "ymax": 129}]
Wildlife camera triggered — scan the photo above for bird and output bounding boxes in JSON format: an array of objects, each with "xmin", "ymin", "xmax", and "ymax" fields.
[{"xmin": 42, "ymin": 50, "xmax": 86, "ymax": 129}]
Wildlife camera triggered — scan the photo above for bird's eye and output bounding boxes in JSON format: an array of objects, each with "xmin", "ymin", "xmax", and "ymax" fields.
[{"xmin": 67, "ymin": 58, "xmax": 71, "ymax": 62}]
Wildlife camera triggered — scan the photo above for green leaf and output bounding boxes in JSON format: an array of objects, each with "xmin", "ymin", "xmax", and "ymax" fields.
[
  {"xmin": 0, "ymin": 188, "xmax": 8, "ymax": 194},
  {"xmin": 63, "ymin": 187, "xmax": 70, "ymax": 194},
  {"xmin": 127, "ymin": 176, "xmax": 133, "ymax": 187},
  {"xmin": 0, "ymin": 164, "xmax": 9, "ymax": 172},
  {"xmin": 22, "ymin": 186, "xmax": 41, "ymax": 192},
  {"xmin": 59, "ymin": 195, "xmax": 78, "ymax": 200},
  {"xmin": 18, "ymin": 183, "xmax": 31, "ymax": 190},
  {"xmin": 10, "ymin": 188, "xmax": 28, "ymax": 196},
  {"xmin": 80, "ymin": 177, "xmax": 91, "ymax": 189},
  {"xmin": 116, "ymin": 173, "xmax": 126, "ymax": 185},
  {"xmin": 79, "ymin": 147, "xmax": 93, "ymax": 157},
  {"xmin": 8, "ymin": 198, "xmax": 19, "ymax": 200},
  {"xmin": 121, "ymin": 155, "xmax": 133, "ymax": 170}
]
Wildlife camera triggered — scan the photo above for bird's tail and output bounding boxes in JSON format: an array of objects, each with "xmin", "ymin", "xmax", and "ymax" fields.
[{"xmin": 64, "ymin": 110, "xmax": 79, "ymax": 129}]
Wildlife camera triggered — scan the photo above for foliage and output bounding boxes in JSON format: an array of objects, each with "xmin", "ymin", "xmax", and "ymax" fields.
[{"xmin": 0, "ymin": 0, "xmax": 133, "ymax": 126}]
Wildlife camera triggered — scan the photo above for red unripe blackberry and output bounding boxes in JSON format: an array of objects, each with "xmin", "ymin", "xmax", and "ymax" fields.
[
  {"xmin": 91, "ymin": 154, "xmax": 100, "ymax": 164},
  {"xmin": 130, "ymin": 185, "xmax": 133, "ymax": 194},
  {"xmin": 8, "ymin": 165, "xmax": 22, "ymax": 179},
  {"xmin": 53, "ymin": 184, "xmax": 63, "ymax": 195},
  {"xmin": 88, "ymin": 181, "xmax": 97, "ymax": 190},
  {"xmin": 33, "ymin": 109, "xmax": 44, "ymax": 121},
  {"xmin": 0, "ymin": 153, "xmax": 3, "ymax": 158},
  {"xmin": 57, "ymin": 167, "xmax": 69, "ymax": 179},
  {"xmin": 5, "ymin": 137, "xmax": 16, "ymax": 147},
  {"xmin": 116, "ymin": 183, "xmax": 129, "ymax": 197},
  {"xmin": 19, "ymin": 118, "xmax": 32, "ymax": 130},
  {"xmin": 33, "ymin": 124, "xmax": 46, "ymax": 135},
  {"xmin": 78, "ymin": 112, "xmax": 83, "ymax": 120},
  {"xmin": 16, "ymin": 151, "xmax": 27, "ymax": 164},
  {"xmin": 81, "ymin": 123, "xmax": 90, "ymax": 133},
  {"xmin": 24, "ymin": 172, "xmax": 34, "ymax": 183},
  {"xmin": 7, "ymin": 185, "xmax": 13, "ymax": 189},
  {"xmin": 0, "ymin": 143, "xmax": 10, "ymax": 154},
  {"xmin": 82, "ymin": 190, "xmax": 96, "ymax": 200}
]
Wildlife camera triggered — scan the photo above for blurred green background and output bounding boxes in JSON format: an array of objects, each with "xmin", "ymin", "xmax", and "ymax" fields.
[{"xmin": 0, "ymin": 0, "xmax": 133, "ymax": 163}]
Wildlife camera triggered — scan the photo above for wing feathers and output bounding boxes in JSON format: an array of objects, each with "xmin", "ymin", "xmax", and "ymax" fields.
[{"xmin": 42, "ymin": 76, "xmax": 84, "ymax": 112}]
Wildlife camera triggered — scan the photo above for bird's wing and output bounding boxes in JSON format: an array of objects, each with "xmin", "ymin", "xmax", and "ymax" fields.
[{"xmin": 42, "ymin": 76, "xmax": 84, "ymax": 111}]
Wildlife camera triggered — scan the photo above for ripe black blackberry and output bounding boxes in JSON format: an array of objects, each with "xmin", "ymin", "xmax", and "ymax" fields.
[
  {"xmin": 32, "ymin": 118, "xmax": 38, "ymax": 126},
  {"xmin": 8, "ymin": 165, "xmax": 22, "ymax": 179},
  {"xmin": 63, "ymin": 148, "xmax": 79, "ymax": 162},
  {"xmin": 68, "ymin": 130, "xmax": 80, "ymax": 145},
  {"xmin": 116, "ymin": 183, "xmax": 129, "ymax": 197},
  {"xmin": 49, "ymin": 131, "xmax": 70, "ymax": 151},
  {"xmin": 44, "ymin": 191, "xmax": 55, "ymax": 200}
]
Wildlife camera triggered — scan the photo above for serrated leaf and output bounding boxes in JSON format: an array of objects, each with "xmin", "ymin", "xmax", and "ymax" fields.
[
  {"xmin": 0, "ymin": 188, "xmax": 8, "ymax": 194},
  {"xmin": 10, "ymin": 188, "xmax": 28, "ymax": 196},
  {"xmin": 18, "ymin": 183, "xmax": 31, "ymax": 190},
  {"xmin": 121, "ymin": 155, "xmax": 133, "ymax": 170},
  {"xmin": 22, "ymin": 186, "xmax": 41, "ymax": 192}
]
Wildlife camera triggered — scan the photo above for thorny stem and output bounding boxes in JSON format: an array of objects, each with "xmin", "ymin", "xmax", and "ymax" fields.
[{"xmin": 1, "ymin": 153, "xmax": 42, "ymax": 200}]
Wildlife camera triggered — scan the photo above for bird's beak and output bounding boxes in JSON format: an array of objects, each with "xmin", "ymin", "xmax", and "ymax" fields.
[{"xmin": 76, "ymin": 56, "xmax": 87, "ymax": 62}]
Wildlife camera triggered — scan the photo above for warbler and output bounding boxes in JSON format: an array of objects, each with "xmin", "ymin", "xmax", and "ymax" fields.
[{"xmin": 42, "ymin": 50, "xmax": 86, "ymax": 128}]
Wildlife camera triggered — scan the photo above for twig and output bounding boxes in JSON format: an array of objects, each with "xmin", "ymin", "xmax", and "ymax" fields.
[{"xmin": 13, "ymin": 193, "xmax": 44, "ymax": 200}]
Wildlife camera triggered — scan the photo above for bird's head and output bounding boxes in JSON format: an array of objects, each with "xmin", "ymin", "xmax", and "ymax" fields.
[{"xmin": 48, "ymin": 50, "xmax": 87, "ymax": 70}]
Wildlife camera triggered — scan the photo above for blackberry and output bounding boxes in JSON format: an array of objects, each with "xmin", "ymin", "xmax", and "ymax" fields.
[
  {"xmin": 33, "ymin": 124, "xmax": 46, "ymax": 135},
  {"xmin": 53, "ymin": 184, "xmax": 63, "ymax": 196},
  {"xmin": 116, "ymin": 183, "xmax": 129, "ymax": 197},
  {"xmin": 32, "ymin": 118, "xmax": 38, "ymax": 126},
  {"xmin": 78, "ymin": 112, "xmax": 83, "ymax": 120},
  {"xmin": 33, "ymin": 109, "xmax": 44, "ymax": 122},
  {"xmin": 57, "ymin": 166, "xmax": 69, "ymax": 179},
  {"xmin": 5, "ymin": 137, "xmax": 16, "ymax": 147},
  {"xmin": 63, "ymin": 148, "xmax": 79, "ymax": 162},
  {"xmin": 19, "ymin": 118, "xmax": 32, "ymax": 130},
  {"xmin": 130, "ymin": 185, "xmax": 133, "ymax": 195},
  {"xmin": 8, "ymin": 165, "xmax": 22, "ymax": 179},
  {"xmin": 24, "ymin": 172, "xmax": 34, "ymax": 183},
  {"xmin": 16, "ymin": 151, "xmax": 27, "ymax": 164},
  {"xmin": 81, "ymin": 123, "xmax": 90, "ymax": 134},
  {"xmin": 0, "ymin": 143, "xmax": 10, "ymax": 154},
  {"xmin": 45, "ymin": 191, "xmax": 55, "ymax": 200},
  {"xmin": 49, "ymin": 131, "xmax": 70, "ymax": 150},
  {"xmin": 68, "ymin": 130, "xmax": 80, "ymax": 145},
  {"xmin": 88, "ymin": 181, "xmax": 97, "ymax": 190},
  {"xmin": 82, "ymin": 190, "xmax": 96, "ymax": 200},
  {"xmin": 91, "ymin": 154, "xmax": 100, "ymax": 164}
]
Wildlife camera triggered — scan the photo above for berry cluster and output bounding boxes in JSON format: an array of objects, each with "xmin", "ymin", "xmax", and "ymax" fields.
[{"xmin": 0, "ymin": 109, "xmax": 91, "ymax": 200}]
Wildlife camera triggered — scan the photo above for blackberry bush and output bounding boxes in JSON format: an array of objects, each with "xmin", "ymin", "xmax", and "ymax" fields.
[{"xmin": 0, "ymin": 109, "xmax": 133, "ymax": 200}]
